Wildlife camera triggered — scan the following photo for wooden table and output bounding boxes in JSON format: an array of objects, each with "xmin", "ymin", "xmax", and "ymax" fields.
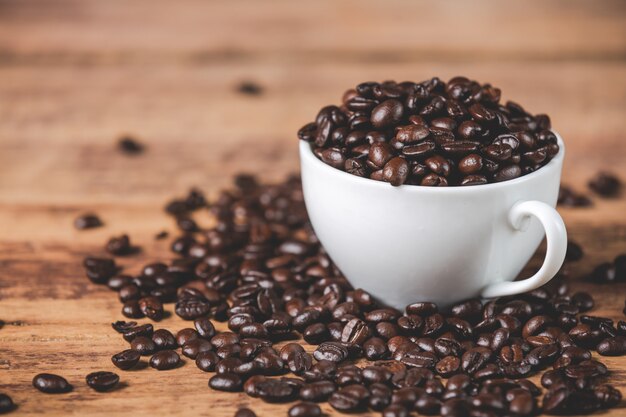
[{"xmin": 0, "ymin": 0, "xmax": 625, "ymax": 415}]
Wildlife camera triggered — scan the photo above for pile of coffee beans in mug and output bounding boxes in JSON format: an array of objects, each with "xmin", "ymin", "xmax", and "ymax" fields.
[
  {"xmin": 298, "ymin": 77, "xmax": 560, "ymax": 186},
  {"xmin": 73, "ymin": 174, "xmax": 626, "ymax": 417}
]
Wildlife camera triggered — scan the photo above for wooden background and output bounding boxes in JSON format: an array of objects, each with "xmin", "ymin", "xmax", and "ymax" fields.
[{"xmin": 0, "ymin": 0, "xmax": 625, "ymax": 415}]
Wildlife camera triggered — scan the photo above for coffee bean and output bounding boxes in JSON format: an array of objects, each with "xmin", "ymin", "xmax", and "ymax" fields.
[
  {"xmin": 152, "ymin": 329, "xmax": 177, "ymax": 350},
  {"xmin": 111, "ymin": 349, "xmax": 140, "ymax": 370},
  {"xmin": 106, "ymin": 234, "xmax": 135, "ymax": 256},
  {"xmin": 383, "ymin": 157, "xmax": 409, "ymax": 186},
  {"xmin": 138, "ymin": 296, "xmax": 164, "ymax": 321},
  {"xmin": 0, "ymin": 393, "xmax": 15, "ymax": 414},
  {"xmin": 150, "ymin": 350, "xmax": 180, "ymax": 370},
  {"xmin": 209, "ymin": 373, "xmax": 242, "ymax": 392},
  {"xmin": 371, "ymin": 99, "xmax": 404, "ymax": 129},
  {"xmin": 32, "ymin": 374, "xmax": 72, "ymax": 394},
  {"xmin": 118, "ymin": 136, "xmax": 144, "ymax": 154},
  {"xmin": 597, "ymin": 336, "xmax": 626, "ymax": 356},
  {"xmin": 288, "ymin": 402, "xmax": 321, "ymax": 417},
  {"xmin": 74, "ymin": 213, "xmax": 103, "ymax": 230},
  {"xmin": 300, "ymin": 380, "xmax": 336, "ymax": 402},
  {"xmin": 234, "ymin": 408, "xmax": 256, "ymax": 417},
  {"xmin": 588, "ymin": 171, "xmax": 621, "ymax": 197},
  {"xmin": 237, "ymin": 81, "xmax": 263, "ymax": 96},
  {"xmin": 313, "ymin": 342, "xmax": 349, "ymax": 362},
  {"xmin": 84, "ymin": 257, "xmax": 117, "ymax": 284},
  {"xmin": 85, "ymin": 371, "xmax": 119, "ymax": 392},
  {"xmin": 255, "ymin": 378, "xmax": 297, "ymax": 402}
]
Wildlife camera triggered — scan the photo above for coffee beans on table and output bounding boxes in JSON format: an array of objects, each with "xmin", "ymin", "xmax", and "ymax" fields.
[
  {"xmin": 298, "ymin": 77, "xmax": 560, "ymax": 186},
  {"xmin": 79, "ymin": 175, "xmax": 623, "ymax": 417},
  {"xmin": 32, "ymin": 374, "xmax": 72, "ymax": 394}
]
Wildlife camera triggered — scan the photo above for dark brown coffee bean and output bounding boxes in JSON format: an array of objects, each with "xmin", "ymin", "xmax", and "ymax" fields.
[
  {"xmin": 106, "ymin": 234, "xmax": 135, "ymax": 256},
  {"xmin": 32, "ymin": 374, "xmax": 72, "ymax": 394},
  {"xmin": 111, "ymin": 349, "xmax": 140, "ymax": 370},
  {"xmin": 313, "ymin": 342, "xmax": 349, "ymax": 363},
  {"xmin": 150, "ymin": 350, "xmax": 180, "ymax": 370},
  {"xmin": 195, "ymin": 351, "xmax": 219, "ymax": 372},
  {"xmin": 288, "ymin": 402, "xmax": 321, "ymax": 417},
  {"xmin": 131, "ymin": 336, "xmax": 156, "ymax": 356},
  {"xmin": 85, "ymin": 371, "xmax": 119, "ymax": 392},
  {"xmin": 0, "ymin": 393, "xmax": 15, "ymax": 414},
  {"xmin": 151, "ymin": 329, "xmax": 177, "ymax": 350},
  {"xmin": 369, "ymin": 142, "xmax": 395, "ymax": 169},
  {"xmin": 209, "ymin": 373, "xmax": 242, "ymax": 392},
  {"xmin": 597, "ymin": 336, "xmax": 626, "ymax": 356},
  {"xmin": 122, "ymin": 323, "xmax": 153, "ymax": 342},
  {"xmin": 588, "ymin": 171, "xmax": 621, "ymax": 197},
  {"xmin": 74, "ymin": 213, "xmax": 102, "ymax": 230},
  {"xmin": 458, "ymin": 154, "xmax": 483, "ymax": 175},
  {"xmin": 341, "ymin": 318, "xmax": 370, "ymax": 345},
  {"xmin": 84, "ymin": 257, "xmax": 117, "ymax": 284},
  {"xmin": 138, "ymin": 296, "xmax": 163, "ymax": 321},
  {"xmin": 383, "ymin": 157, "xmax": 409, "ymax": 186},
  {"xmin": 371, "ymin": 99, "xmax": 404, "ymax": 129},
  {"xmin": 118, "ymin": 136, "xmax": 144, "ymax": 154}
]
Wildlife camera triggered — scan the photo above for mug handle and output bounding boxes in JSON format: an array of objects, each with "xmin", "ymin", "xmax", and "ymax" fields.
[{"xmin": 481, "ymin": 200, "xmax": 567, "ymax": 298}]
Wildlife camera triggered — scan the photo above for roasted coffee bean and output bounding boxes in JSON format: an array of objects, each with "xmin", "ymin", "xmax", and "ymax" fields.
[
  {"xmin": 0, "ymin": 393, "xmax": 14, "ymax": 414},
  {"xmin": 175, "ymin": 297, "xmax": 212, "ymax": 320},
  {"xmin": 150, "ymin": 350, "xmax": 180, "ymax": 370},
  {"xmin": 74, "ymin": 213, "xmax": 102, "ymax": 230},
  {"xmin": 329, "ymin": 385, "xmax": 367, "ymax": 412},
  {"xmin": 313, "ymin": 342, "xmax": 349, "ymax": 363},
  {"xmin": 32, "ymin": 374, "xmax": 72, "ymax": 394},
  {"xmin": 84, "ymin": 257, "xmax": 117, "ymax": 284},
  {"xmin": 122, "ymin": 323, "xmax": 153, "ymax": 342},
  {"xmin": 85, "ymin": 371, "xmax": 119, "ymax": 392},
  {"xmin": 255, "ymin": 378, "xmax": 297, "ymax": 402},
  {"xmin": 106, "ymin": 234, "xmax": 134, "ymax": 256},
  {"xmin": 383, "ymin": 157, "xmax": 409, "ymax": 186},
  {"xmin": 234, "ymin": 408, "xmax": 256, "ymax": 417},
  {"xmin": 300, "ymin": 380, "xmax": 336, "ymax": 402},
  {"xmin": 371, "ymin": 99, "xmax": 404, "ymax": 129},
  {"xmin": 588, "ymin": 171, "xmax": 621, "ymax": 197},
  {"xmin": 597, "ymin": 336, "xmax": 626, "ymax": 356},
  {"xmin": 111, "ymin": 349, "xmax": 140, "ymax": 370},
  {"xmin": 122, "ymin": 300, "xmax": 144, "ymax": 318},
  {"xmin": 288, "ymin": 402, "xmax": 321, "ymax": 417},
  {"xmin": 118, "ymin": 136, "xmax": 144, "ymax": 154},
  {"xmin": 131, "ymin": 336, "xmax": 157, "ymax": 356},
  {"xmin": 182, "ymin": 339, "xmax": 213, "ymax": 359},
  {"xmin": 138, "ymin": 296, "xmax": 164, "ymax": 321},
  {"xmin": 112, "ymin": 320, "xmax": 137, "ymax": 334},
  {"xmin": 195, "ymin": 351, "xmax": 219, "ymax": 372},
  {"xmin": 209, "ymin": 373, "xmax": 242, "ymax": 392},
  {"xmin": 176, "ymin": 328, "xmax": 200, "ymax": 346},
  {"xmin": 152, "ymin": 329, "xmax": 177, "ymax": 350}
]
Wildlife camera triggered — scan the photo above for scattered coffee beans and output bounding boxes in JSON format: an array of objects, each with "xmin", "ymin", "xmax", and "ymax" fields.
[
  {"xmin": 74, "ymin": 213, "xmax": 103, "ymax": 230},
  {"xmin": 32, "ymin": 373, "xmax": 72, "ymax": 394},
  {"xmin": 79, "ymin": 175, "xmax": 623, "ymax": 417},
  {"xmin": 106, "ymin": 234, "xmax": 136, "ymax": 256},
  {"xmin": 86, "ymin": 371, "xmax": 120, "ymax": 392},
  {"xmin": 588, "ymin": 171, "xmax": 621, "ymax": 197},
  {"xmin": 587, "ymin": 254, "xmax": 626, "ymax": 283},
  {"xmin": 299, "ymin": 78, "xmax": 560, "ymax": 186}
]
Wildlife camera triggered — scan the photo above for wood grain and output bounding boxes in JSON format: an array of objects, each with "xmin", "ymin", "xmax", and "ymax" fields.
[{"xmin": 0, "ymin": 0, "xmax": 625, "ymax": 415}]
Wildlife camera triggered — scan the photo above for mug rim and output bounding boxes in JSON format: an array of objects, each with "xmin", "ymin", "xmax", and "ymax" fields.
[{"xmin": 300, "ymin": 131, "xmax": 565, "ymax": 193}]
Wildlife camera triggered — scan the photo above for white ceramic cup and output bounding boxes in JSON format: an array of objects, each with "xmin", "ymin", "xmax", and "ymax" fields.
[{"xmin": 299, "ymin": 133, "xmax": 567, "ymax": 309}]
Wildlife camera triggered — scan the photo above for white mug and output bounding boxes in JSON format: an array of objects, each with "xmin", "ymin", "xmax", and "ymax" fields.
[{"xmin": 299, "ymin": 134, "xmax": 567, "ymax": 310}]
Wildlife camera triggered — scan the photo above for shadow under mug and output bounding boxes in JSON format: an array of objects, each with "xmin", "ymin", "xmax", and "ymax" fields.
[{"xmin": 299, "ymin": 133, "xmax": 567, "ymax": 309}]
